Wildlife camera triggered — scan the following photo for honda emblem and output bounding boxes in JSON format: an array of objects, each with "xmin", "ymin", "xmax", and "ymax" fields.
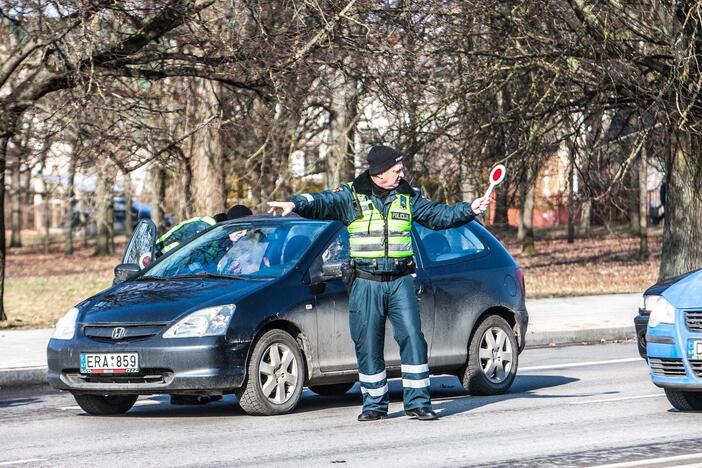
[{"xmin": 111, "ymin": 327, "xmax": 126, "ymax": 340}]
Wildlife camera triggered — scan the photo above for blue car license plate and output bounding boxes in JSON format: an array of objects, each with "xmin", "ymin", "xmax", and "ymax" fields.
[
  {"xmin": 80, "ymin": 353, "xmax": 139, "ymax": 374},
  {"xmin": 687, "ymin": 340, "xmax": 702, "ymax": 360}
]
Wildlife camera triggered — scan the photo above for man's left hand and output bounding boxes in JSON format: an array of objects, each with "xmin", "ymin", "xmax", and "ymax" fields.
[{"xmin": 471, "ymin": 196, "xmax": 492, "ymax": 215}]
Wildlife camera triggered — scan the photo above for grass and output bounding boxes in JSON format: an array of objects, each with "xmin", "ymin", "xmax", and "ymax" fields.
[
  {"xmin": 0, "ymin": 226, "xmax": 662, "ymax": 329},
  {"xmin": 0, "ymin": 274, "xmax": 112, "ymax": 329}
]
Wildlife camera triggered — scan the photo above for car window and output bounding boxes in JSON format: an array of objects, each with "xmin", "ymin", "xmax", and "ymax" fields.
[
  {"xmin": 145, "ymin": 221, "xmax": 325, "ymax": 279},
  {"xmin": 415, "ymin": 223, "xmax": 485, "ymax": 264}
]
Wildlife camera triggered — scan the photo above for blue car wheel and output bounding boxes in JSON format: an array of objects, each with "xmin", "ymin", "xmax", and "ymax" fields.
[{"xmin": 665, "ymin": 389, "xmax": 702, "ymax": 411}]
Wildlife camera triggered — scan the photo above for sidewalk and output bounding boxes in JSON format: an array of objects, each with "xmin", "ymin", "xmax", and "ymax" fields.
[{"xmin": 0, "ymin": 293, "xmax": 640, "ymax": 390}]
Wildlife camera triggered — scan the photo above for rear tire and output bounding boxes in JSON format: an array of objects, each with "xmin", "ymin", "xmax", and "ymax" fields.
[
  {"xmin": 236, "ymin": 329, "xmax": 306, "ymax": 416},
  {"xmin": 73, "ymin": 394, "xmax": 138, "ymax": 415},
  {"xmin": 665, "ymin": 389, "xmax": 702, "ymax": 411},
  {"xmin": 461, "ymin": 315, "xmax": 518, "ymax": 395},
  {"xmin": 308, "ymin": 382, "xmax": 355, "ymax": 396}
]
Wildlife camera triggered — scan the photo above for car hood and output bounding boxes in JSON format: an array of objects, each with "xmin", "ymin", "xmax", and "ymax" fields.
[
  {"xmin": 662, "ymin": 269, "xmax": 702, "ymax": 309},
  {"xmin": 79, "ymin": 278, "xmax": 270, "ymax": 324}
]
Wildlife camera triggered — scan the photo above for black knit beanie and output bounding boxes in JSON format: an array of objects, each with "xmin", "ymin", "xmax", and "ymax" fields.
[{"xmin": 367, "ymin": 145, "xmax": 403, "ymax": 175}]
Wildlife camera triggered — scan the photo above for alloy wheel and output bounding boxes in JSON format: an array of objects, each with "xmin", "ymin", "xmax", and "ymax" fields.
[
  {"xmin": 258, "ymin": 342, "xmax": 299, "ymax": 405},
  {"xmin": 478, "ymin": 326, "xmax": 514, "ymax": 384}
]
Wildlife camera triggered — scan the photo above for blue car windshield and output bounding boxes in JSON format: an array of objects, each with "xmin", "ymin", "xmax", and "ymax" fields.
[{"xmin": 144, "ymin": 221, "xmax": 325, "ymax": 279}]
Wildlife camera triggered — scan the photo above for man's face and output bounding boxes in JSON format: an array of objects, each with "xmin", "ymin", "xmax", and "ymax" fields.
[{"xmin": 373, "ymin": 162, "xmax": 405, "ymax": 189}]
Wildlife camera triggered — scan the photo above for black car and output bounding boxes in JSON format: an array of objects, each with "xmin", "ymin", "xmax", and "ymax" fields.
[{"xmin": 47, "ymin": 215, "xmax": 529, "ymax": 416}]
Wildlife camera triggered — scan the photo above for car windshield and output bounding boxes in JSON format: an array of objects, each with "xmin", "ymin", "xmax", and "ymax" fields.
[{"xmin": 144, "ymin": 221, "xmax": 325, "ymax": 279}]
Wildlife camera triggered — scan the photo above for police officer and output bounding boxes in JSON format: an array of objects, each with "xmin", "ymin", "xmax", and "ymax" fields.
[{"xmin": 268, "ymin": 145, "xmax": 491, "ymax": 421}]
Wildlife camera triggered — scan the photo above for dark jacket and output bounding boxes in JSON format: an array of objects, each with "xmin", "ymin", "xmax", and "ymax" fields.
[{"xmin": 290, "ymin": 171, "xmax": 476, "ymax": 273}]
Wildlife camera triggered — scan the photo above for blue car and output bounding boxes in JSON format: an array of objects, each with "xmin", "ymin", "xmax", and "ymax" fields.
[
  {"xmin": 641, "ymin": 268, "xmax": 702, "ymax": 410},
  {"xmin": 47, "ymin": 216, "xmax": 528, "ymax": 416}
]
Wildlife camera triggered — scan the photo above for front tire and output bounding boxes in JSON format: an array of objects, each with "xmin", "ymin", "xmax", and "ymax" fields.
[
  {"xmin": 665, "ymin": 389, "xmax": 702, "ymax": 411},
  {"xmin": 236, "ymin": 329, "xmax": 306, "ymax": 416},
  {"xmin": 308, "ymin": 382, "xmax": 355, "ymax": 396},
  {"xmin": 461, "ymin": 315, "xmax": 518, "ymax": 395},
  {"xmin": 73, "ymin": 394, "xmax": 138, "ymax": 415}
]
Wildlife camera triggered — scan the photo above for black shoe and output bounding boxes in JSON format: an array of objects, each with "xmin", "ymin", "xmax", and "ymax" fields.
[
  {"xmin": 405, "ymin": 407, "xmax": 438, "ymax": 420},
  {"xmin": 357, "ymin": 411, "xmax": 388, "ymax": 422}
]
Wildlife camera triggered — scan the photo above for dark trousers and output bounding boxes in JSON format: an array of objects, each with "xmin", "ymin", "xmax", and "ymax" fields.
[{"xmin": 348, "ymin": 275, "xmax": 431, "ymax": 413}]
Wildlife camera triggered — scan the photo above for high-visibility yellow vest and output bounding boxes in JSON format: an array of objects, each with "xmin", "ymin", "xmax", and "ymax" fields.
[{"xmin": 347, "ymin": 183, "xmax": 413, "ymax": 259}]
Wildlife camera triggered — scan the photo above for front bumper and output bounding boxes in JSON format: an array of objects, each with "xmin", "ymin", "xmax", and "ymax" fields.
[
  {"xmin": 646, "ymin": 319, "xmax": 702, "ymax": 391},
  {"xmin": 47, "ymin": 335, "xmax": 251, "ymax": 395},
  {"xmin": 634, "ymin": 314, "xmax": 649, "ymax": 359}
]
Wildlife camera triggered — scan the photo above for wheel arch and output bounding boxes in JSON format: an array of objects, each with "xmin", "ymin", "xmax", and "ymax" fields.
[
  {"xmin": 246, "ymin": 319, "xmax": 312, "ymax": 383},
  {"xmin": 472, "ymin": 306, "xmax": 523, "ymax": 352}
]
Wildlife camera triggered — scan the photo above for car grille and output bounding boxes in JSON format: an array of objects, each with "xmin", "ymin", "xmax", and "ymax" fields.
[
  {"xmin": 83, "ymin": 323, "xmax": 166, "ymax": 342},
  {"xmin": 688, "ymin": 360, "xmax": 702, "ymax": 378},
  {"xmin": 649, "ymin": 358, "xmax": 686, "ymax": 377},
  {"xmin": 64, "ymin": 368, "xmax": 174, "ymax": 385},
  {"xmin": 685, "ymin": 310, "xmax": 702, "ymax": 332}
]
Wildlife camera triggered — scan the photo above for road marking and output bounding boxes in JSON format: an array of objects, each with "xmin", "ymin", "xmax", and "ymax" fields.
[
  {"xmin": 591, "ymin": 452, "xmax": 702, "ymax": 467},
  {"xmin": 521, "ymin": 358, "xmax": 641, "ymax": 372},
  {"xmin": 60, "ymin": 399, "xmax": 162, "ymax": 411},
  {"xmin": 568, "ymin": 394, "xmax": 664, "ymax": 405},
  {"xmin": 0, "ymin": 459, "xmax": 47, "ymax": 466}
]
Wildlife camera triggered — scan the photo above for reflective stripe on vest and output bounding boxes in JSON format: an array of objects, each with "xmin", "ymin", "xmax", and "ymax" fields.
[{"xmin": 347, "ymin": 184, "xmax": 413, "ymax": 259}]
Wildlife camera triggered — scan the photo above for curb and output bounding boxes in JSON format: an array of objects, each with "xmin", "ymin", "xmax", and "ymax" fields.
[
  {"xmin": 526, "ymin": 326, "xmax": 635, "ymax": 348},
  {"xmin": 0, "ymin": 366, "xmax": 48, "ymax": 390}
]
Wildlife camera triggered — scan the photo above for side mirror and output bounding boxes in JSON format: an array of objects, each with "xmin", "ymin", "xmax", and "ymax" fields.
[
  {"xmin": 113, "ymin": 263, "xmax": 141, "ymax": 285},
  {"xmin": 322, "ymin": 262, "xmax": 343, "ymax": 280}
]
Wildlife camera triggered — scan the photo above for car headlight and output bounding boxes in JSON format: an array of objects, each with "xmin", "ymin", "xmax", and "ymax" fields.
[
  {"xmin": 649, "ymin": 296, "xmax": 676, "ymax": 328},
  {"xmin": 52, "ymin": 307, "xmax": 79, "ymax": 340},
  {"xmin": 163, "ymin": 304, "xmax": 236, "ymax": 338}
]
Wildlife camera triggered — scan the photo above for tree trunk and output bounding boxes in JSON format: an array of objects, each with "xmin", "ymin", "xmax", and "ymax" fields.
[
  {"xmin": 187, "ymin": 79, "xmax": 225, "ymax": 215},
  {"xmin": 124, "ymin": 172, "xmax": 133, "ymax": 236},
  {"xmin": 181, "ymin": 161, "xmax": 192, "ymax": 221},
  {"xmin": 639, "ymin": 145, "xmax": 649, "ymax": 260},
  {"xmin": 63, "ymin": 157, "xmax": 76, "ymax": 255},
  {"xmin": 94, "ymin": 162, "xmax": 115, "ymax": 256},
  {"xmin": 659, "ymin": 131, "xmax": 702, "ymax": 279},
  {"xmin": 9, "ymin": 155, "xmax": 22, "ymax": 248},
  {"xmin": 578, "ymin": 199, "xmax": 592, "ymax": 236},
  {"xmin": 152, "ymin": 166, "xmax": 167, "ymax": 234},
  {"xmin": 518, "ymin": 165, "xmax": 537, "ymax": 255},
  {"xmin": 567, "ymin": 153, "xmax": 575, "ymax": 244},
  {"xmin": 0, "ymin": 136, "xmax": 8, "ymax": 321},
  {"xmin": 493, "ymin": 179, "xmax": 510, "ymax": 225},
  {"xmin": 326, "ymin": 70, "xmax": 357, "ymax": 188},
  {"xmin": 629, "ymin": 162, "xmax": 640, "ymax": 233}
]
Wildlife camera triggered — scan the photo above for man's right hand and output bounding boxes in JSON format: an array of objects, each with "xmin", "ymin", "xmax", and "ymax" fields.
[{"xmin": 267, "ymin": 201, "xmax": 295, "ymax": 217}]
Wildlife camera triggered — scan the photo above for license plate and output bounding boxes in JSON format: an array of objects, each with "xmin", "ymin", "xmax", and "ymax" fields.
[
  {"xmin": 80, "ymin": 353, "xmax": 139, "ymax": 374},
  {"xmin": 687, "ymin": 340, "xmax": 702, "ymax": 360}
]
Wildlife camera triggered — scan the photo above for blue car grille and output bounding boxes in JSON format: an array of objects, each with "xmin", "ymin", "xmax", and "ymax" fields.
[
  {"xmin": 685, "ymin": 310, "xmax": 702, "ymax": 332},
  {"xmin": 649, "ymin": 358, "xmax": 686, "ymax": 377},
  {"xmin": 688, "ymin": 360, "xmax": 702, "ymax": 378}
]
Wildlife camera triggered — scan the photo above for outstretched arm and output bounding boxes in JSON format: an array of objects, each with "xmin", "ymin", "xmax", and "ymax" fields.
[
  {"xmin": 267, "ymin": 186, "xmax": 357, "ymax": 224},
  {"xmin": 412, "ymin": 194, "xmax": 492, "ymax": 230}
]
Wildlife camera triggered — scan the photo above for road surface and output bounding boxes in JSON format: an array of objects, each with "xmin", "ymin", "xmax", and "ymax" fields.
[{"xmin": 1, "ymin": 342, "xmax": 700, "ymax": 467}]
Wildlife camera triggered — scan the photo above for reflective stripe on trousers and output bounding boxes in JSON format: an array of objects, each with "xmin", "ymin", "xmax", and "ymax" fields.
[{"xmin": 349, "ymin": 275, "xmax": 431, "ymax": 413}]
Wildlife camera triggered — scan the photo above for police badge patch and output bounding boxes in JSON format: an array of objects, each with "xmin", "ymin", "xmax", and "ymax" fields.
[{"xmin": 391, "ymin": 212, "xmax": 410, "ymax": 221}]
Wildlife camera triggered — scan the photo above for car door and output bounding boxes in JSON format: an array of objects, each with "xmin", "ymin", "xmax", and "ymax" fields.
[
  {"xmin": 314, "ymin": 228, "xmax": 436, "ymax": 372},
  {"xmin": 413, "ymin": 222, "xmax": 490, "ymax": 368},
  {"xmin": 121, "ymin": 219, "xmax": 157, "ymax": 269}
]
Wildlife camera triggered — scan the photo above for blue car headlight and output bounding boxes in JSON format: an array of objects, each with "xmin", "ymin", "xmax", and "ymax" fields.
[
  {"xmin": 649, "ymin": 296, "xmax": 676, "ymax": 328},
  {"xmin": 52, "ymin": 307, "xmax": 79, "ymax": 340},
  {"xmin": 163, "ymin": 304, "xmax": 236, "ymax": 338}
]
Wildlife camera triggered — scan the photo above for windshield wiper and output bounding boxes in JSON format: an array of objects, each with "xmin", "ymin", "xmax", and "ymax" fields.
[
  {"xmin": 133, "ymin": 275, "xmax": 167, "ymax": 281},
  {"xmin": 169, "ymin": 272, "xmax": 240, "ymax": 280}
]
